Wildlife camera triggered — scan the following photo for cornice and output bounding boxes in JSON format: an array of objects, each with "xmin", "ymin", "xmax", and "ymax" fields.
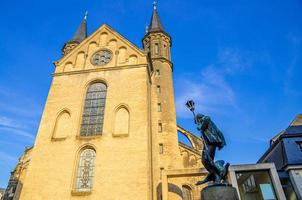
[{"xmin": 53, "ymin": 64, "xmax": 148, "ymax": 77}]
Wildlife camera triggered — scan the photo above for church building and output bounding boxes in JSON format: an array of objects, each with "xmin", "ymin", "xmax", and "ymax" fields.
[{"xmin": 3, "ymin": 3, "xmax": 207, "ymax": 200}]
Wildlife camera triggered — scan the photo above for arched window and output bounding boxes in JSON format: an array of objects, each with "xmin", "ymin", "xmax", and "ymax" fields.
[
  {"xmin": 75, "ymin": 148, "xmax": 96, "ymax": 192},
  {"xmin": 52, "ymin": 110, "xmax": 71, "ymax": 139},
  {"xmin": 114, "ymin": 106, "xmax": 130, "ymax": 136},
  {"xmin": 81, "ymin": 82, "xmax": 107, "ymax": 136},
  {"xmin": 182, "ymin": 185, "xmax": 192, "ymax": 200}
]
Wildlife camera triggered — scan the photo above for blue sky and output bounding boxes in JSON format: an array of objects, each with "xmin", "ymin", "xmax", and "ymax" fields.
[{"xmin": 0, "ymin": 0, "xmax": 301, "ymax": 188}]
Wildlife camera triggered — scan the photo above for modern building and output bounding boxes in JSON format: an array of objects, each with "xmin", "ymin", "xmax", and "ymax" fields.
[
  {"xmin": 229, "ymin": 163, "xmax": 286, "ymax": 200},
  {"xmin": 259, "ymin": 114, "xmax": 302, "ymax": 200}
]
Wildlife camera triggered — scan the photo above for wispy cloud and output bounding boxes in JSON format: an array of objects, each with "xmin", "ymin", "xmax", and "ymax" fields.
[
  {"xmin": 0, "ymin": 151, "xmax": 17, "ymax": 162},
  {"xmin": 0, "ymin": 85, "xmax": 43, "ymax": 118},
  {"xmin": 175, "ymin": 47, "xmax": 251, "ymax": 118},
  {"xmin": 0, "ymin": 85, "xmax": 41, "ymax": 140},
  {"xmin": 283, "ymin": 33, "xmax": 302, "ymax": 96},
  {"xmin": 0, "ymin": 116, "xmax": 35, "ymax": 139}
]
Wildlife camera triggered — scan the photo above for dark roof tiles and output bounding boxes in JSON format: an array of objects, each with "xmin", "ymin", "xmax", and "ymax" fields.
[
  {"xmin": 148, "ymin": 8, "xmax": 164, "ymax": 33},
  {"xmin": 69, "ymin": 17, "xmax": 87, "ymax": 44}
]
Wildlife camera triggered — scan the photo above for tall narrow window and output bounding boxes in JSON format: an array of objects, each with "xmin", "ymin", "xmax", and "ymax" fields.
[
  {"xmin": 157, "ymin": 85, "xmax": 161, "ymax": 94},
  {"xmin": 158, "ymin": 122, "xmax": 163, "ymax": 133},
  {"xmin": 155, "ymin": 43, "xmax": 159, "ymax": 55},
  {"xmin": 157, "ymin": 103, "xmax": 162, "ymax": 112},
  {"xmin": 81, "ymin": 82, "xmax": 107, "ymax": 136},
  {"xmin": 75, "ymin": 148, "xmax": 96, "ymax": 192},
  {"xmin": 159, "ymin": 144, "xmax": 164, "ymax": 154}
]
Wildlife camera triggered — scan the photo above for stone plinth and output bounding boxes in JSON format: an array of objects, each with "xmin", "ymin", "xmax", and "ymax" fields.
[{"xmin": 201, "ymin": 184, "xmax": 239, "ymax": 200}]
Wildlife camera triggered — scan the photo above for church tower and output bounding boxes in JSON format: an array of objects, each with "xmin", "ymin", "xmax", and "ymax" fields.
[{"xmin": 143, "ymin": 2, "xmax": 182, "ymax": 198}]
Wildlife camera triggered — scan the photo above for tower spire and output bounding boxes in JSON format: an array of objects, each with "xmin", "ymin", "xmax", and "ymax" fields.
[
  {"xmin": 62, "ymin": 12, "xmax": 88, "ymax": 56},
  {"xmin": 70, "ymin": 11, "xmax": 88, "ymax": 43},
  {"xmin": 147, "ymin": 0, "xmax": 164, "ymax": 33}
]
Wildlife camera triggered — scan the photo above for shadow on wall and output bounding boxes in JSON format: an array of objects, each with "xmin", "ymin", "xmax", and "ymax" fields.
[{"xmin": 157, "ymin": 183, "xmax": 183, "ymax": 200}]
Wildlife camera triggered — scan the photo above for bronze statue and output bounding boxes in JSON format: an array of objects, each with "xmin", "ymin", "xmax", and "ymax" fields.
[{"xmin": 186, "ymin": 100, "xmax": 230, "ymax": 185}]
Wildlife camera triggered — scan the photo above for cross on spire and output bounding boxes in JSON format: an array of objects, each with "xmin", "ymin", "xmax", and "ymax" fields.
[
  {"xmin": 153, "ymin": 0, "xmax": 157, "ymax": 10},
  {"xmin": 147, "ymin": 0, "xmax": 164, "ymax": 33},
  {"xmin": 84, "ymin": 11, "xmax": 88, "ymax": 20}
]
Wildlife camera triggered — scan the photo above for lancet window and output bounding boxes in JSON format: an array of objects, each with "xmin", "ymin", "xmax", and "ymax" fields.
[
  {"xmin": 80, "ymin": 82, "xmax": 107, "ymax": 136},
  {"xmin": 75, "ymin": 148, "xmax": 96, "ymax": 192}
]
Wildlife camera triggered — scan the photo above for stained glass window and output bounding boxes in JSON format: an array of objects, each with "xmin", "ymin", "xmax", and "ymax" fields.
[
  {"xmin": 75, "ymin": 148, "xmax": 96, "ymax": 192},
  {"xmin": 80, "ymin": 82, "xmax": 107, "ymax": 136}
]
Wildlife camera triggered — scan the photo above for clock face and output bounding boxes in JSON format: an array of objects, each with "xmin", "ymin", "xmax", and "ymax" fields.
[{"xmin": 91, "ymin": 50, "xmax": 113, "ymax": 66}]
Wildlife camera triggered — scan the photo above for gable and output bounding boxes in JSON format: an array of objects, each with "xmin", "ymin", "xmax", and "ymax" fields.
[{"xmin": 55, "ymin": 24, "xmax": 147, "ymax": 74}]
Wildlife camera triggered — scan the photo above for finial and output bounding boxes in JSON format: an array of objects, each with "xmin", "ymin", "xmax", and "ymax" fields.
[
  {"xmin": 145, "ymin": 24, "xmax": 149, "ymax": 33},
  {"xmin": 153, "ymin": 0, "xmax": 157, "ymax": 10},
  {"xmin": 84, "ymin": 11, "xmax": 88, "ymax": 20}
]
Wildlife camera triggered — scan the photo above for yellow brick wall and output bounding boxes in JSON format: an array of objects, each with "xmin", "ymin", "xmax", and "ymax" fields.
[{"xmin": 16, "ymin": 24, "xmax": 205, "ymax": 200}]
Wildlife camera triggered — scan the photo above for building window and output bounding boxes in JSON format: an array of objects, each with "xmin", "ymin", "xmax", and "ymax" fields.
[
  {"xmin": 158, "ymin": 123, "xmax": 163, "ymax": 133},
  {"xmin": 297, "ymin": 141, "xmax": 302, "ymax": 151},
  {"xmin": 163, "ymin": 44, "xmax": 168, "ymax": 57},
  {"xmin": 155, "ymin": 69, "xmax": 160, "ymax": 76},
  {"xmin": 157, "ymin": 103, "xmax": 162, "ymax": 112},
  {"xmin": 159, "ymin": 144, "xmax": 163, "ymax": 154},
  {"xmin": 80, "ymin": 82, "xmax": 107, "ymax": 136},
  {"xmin": 157, "ymin": 85, "xmax": 161, "ymax": 94},
  {"xmin": 155, "ymin": 43, "xmax": 159, "ymax": 55},
  {"xmin": 75, "ymin": 148, "xmax": 96, "ymax": 192},
  {"xmin": 146, "ymin": 45, "xmax": 150, "ymax": 52},
  {"xmin": 182, "ymin": 185, "xmax": 192, "ymax": 200},
  {"xmin": 236, "ymin": 170, "xmax": 277, "ymax": 200}
]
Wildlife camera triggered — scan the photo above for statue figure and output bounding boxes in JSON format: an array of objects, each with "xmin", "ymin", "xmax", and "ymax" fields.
[{"xmin": 186, "ymin": 100, "xmax": 230, "ymax": 185}]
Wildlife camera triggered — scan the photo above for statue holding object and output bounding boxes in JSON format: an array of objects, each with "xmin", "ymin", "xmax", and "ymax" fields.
[{"xmin": 185, "ymin": 100, "xmax": 230, "ymax": 185}]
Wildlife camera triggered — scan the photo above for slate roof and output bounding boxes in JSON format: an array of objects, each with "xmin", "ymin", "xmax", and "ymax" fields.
[
  {"xmin": 68, "ymin": 15, "xmax": 87, "ymax": 44},
  {"xmin": 148, "ymin": 8, "xmax": 164, "ymax": 33},
  {"xmin": 258, "ymin": 117, "xmax": 302, "ymax": 169}
]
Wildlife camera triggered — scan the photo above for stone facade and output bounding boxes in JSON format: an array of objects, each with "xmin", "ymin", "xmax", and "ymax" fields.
[{"xmin": 7, "ymin": 8, "xmax": 207, "ymax": 200}]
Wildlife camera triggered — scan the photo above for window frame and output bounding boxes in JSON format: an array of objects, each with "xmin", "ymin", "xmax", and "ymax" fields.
[
  {"xmin": 79, "ymin": 82, "xmax": 107, "ymax": 137},
  {"xmin": 74, "ymin": 147, "xmax": 96, "ymax": 193}
]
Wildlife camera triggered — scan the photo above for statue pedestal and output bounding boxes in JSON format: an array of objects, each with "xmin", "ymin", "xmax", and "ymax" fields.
[{"xmin": 201, "ymin": 184, "xmax": 239, "ymax": 200}]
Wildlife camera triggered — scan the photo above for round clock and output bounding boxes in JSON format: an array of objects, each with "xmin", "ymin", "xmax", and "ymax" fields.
[{"xmin": 91, "ymin": 50, "xmax": 113, "ymax": 66}]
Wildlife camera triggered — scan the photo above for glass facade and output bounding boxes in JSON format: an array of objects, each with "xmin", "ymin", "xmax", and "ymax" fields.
[{"xmin": 236, "ymin": 170, "xmax": 277, "ymax": 200}]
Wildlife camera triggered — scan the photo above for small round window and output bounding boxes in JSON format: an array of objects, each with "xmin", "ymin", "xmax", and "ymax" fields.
[{"xmin": 91, "ymin": 50, "xmax": 113, "ymax": 66}]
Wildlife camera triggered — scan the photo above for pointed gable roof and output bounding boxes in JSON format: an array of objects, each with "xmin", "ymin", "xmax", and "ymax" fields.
[{"xmin": 58, "ymin": 24, "xmax": 145, "ymax": 64}]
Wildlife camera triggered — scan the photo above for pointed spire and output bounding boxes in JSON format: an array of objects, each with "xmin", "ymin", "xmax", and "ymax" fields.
[
  {"xmin": 148, "ymin": 1, "xmax": 165, "ymax": 33},
  {"xmin": 62, "ymin": 12, "xmax": 88, "ymax": 56},
  {"xmin": 70, "ymin": 11, "xmax": 88, "ymax": 43}
]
